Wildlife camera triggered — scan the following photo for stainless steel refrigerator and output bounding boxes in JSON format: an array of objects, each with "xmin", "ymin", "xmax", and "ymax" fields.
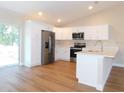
[{"xmin": 41, "ymin": 30, "xmax": 55, "ymax": 65}]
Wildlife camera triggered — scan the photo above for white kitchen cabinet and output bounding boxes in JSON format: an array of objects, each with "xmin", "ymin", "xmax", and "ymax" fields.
[
  {"xmin": 53, "ymin": 28, "xmax": 62, "ymax": 40},
  {"xmin": 53, "ymin": 27, "xmax": 74, "ymax": 40},
  {"xmin": 84, "ymin": 24, "xmax": 109, "ymax": 40},
  {"xmin": 55, "ymin": 46, "xmax": 70, "ymax": 61},
  {"xmin": 64, "ymin": 27, "xmax": 76, "ymax": 40},
  {"xmin": 24, "ymin": 20, "xmax": 53, "ymax": 67},
  {"xmin": 54, "ymin": 24, "xmax": 109, "ymax": 40}
]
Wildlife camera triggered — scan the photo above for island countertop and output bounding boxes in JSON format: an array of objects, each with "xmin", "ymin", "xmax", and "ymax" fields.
[{"xmin": 75, "ymin": 47, "xmax": 119, "ymax": 58}]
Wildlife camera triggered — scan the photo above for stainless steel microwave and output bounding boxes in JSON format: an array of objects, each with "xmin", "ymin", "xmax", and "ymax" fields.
[{"xmin": 72, "ymin": 32, "xmax": 84, "ymax": 40}]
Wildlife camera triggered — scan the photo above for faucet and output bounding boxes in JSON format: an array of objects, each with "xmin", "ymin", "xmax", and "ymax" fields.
[{"xmin": 95, "ymin": 40, "xmax": 103, "ymax": 52}]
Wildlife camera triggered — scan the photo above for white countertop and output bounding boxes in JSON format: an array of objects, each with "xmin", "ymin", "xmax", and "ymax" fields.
[{"xmin": 75, "ymin": 47, "xmax": 119, "ymax": 58}]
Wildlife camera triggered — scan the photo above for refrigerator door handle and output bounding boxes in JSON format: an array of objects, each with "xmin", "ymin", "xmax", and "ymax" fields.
[{"xmin": 48, "ymin": 36, "xmax": 52, "ymax": 53}]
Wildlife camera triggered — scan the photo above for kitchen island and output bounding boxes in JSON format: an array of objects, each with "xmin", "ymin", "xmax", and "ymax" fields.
[{"xmin": 75, "ymin": 47, "xmax": 118, "ymax": 91}]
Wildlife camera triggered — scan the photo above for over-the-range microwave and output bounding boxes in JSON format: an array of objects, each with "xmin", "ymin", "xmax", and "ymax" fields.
[{"xmin": 72, "ymin": 32, "xmax": 84, "ymax": 40}]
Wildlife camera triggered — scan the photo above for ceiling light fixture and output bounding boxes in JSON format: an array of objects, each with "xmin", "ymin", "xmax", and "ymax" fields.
[
  {"xmin": 57, "ymin": 19, "xmax": 62, "ymax": 23},
  {"xmin": 88, "ymin": 6, "xmax": 93, "ymax": 10},
  {"xmin": 38, "ymin": 12, "xmax": 43, "ymax": 16}
]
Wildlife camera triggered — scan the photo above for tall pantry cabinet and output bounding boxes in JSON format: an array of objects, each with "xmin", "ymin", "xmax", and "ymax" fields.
[{"xmin": 24, "ymin": 20, "xmax": 53, "ymax": 67}]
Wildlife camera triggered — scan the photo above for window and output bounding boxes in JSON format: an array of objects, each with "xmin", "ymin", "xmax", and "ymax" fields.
[{"xmin": 0, "ymin": 24, "xmax": 19, "ymax": 67}]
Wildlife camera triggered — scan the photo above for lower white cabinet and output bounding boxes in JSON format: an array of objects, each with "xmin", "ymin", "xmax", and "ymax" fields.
[{"xmin": 55, "ymin": 46, "xmax": 70, "ymax": 61}]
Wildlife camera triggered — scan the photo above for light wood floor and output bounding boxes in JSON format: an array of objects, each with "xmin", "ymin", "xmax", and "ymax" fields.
[{"xmin": 0, "ymin": 61, "xmax": 124, "ymax": 92}]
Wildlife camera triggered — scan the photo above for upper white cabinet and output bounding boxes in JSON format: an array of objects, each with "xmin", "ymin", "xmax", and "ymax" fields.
[
  {"xmin": 54, "ymin": 24, "xmax": 109, "ymax": 40},
  {"xmin": 84, "ymin": 24, "xmax": 109, "ymax": 40},
  {"xmin": 53, "ymin": 27, "xmax": 74, "ymax": 40}
]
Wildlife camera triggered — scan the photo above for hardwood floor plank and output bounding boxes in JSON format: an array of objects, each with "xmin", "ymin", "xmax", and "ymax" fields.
[{"xmin": 0, "ymin": 61, "xmax": 124, "ymax": 92}]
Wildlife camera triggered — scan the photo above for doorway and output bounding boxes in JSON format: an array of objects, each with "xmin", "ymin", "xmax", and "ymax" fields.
[{"xmin": 0, "ymin": 24, "xmax": 19, "ymax": 67}]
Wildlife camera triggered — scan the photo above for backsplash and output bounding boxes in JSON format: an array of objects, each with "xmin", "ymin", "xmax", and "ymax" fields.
[
  {"xmin": 55, "ymin": 40, "xmax": 117, "ymax": 48},
  {"xmin": 55, "ymin": 40, "xmax": 74, "ymax": 48}
]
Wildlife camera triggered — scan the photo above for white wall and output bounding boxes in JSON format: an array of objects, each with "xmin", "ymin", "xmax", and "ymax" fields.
[{"xmin": 65, "ymin": 6, "xmax": 124, "ymax": 66}]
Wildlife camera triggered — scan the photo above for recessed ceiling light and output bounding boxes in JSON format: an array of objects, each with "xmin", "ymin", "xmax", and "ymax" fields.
[
  {"xmin": 38, "ymin": 12, "xmax": 43, "ymax": 16},
  {"xmin": 88, "ymin": 6, "xmax": 93, "ymax": 10},
  {"xmin": 57, "ymin": 19, "xmax": 62, "ymax": 23}
]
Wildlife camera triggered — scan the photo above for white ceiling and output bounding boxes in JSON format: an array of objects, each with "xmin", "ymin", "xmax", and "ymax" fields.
[{"xmin": 0, "ymin": 1, "xmax": 124, "ymax": 27}]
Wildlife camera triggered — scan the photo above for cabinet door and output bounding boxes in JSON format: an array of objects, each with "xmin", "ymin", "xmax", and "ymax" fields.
[
  {"xmin": 53, "ymin": 27, "xmax": 73, "ymax": 40},
  {"xmin": 53, "ymin": 28, "xmax": 63, "ymax": 40},
  {"xmin": 77, "ymin": 27, "xmax": 85, "ymax": 33},
  {"xmin": 84, "ymin": 25, "xmax": 109, "ymax": 40},
  {"xmin": 31, "ymin": 23, "xmax": 46, "ymax": 66},
  {"xmin": 55, "ymin": 47, "xmax": 70, "ymax": 61},
  {"xmin": 84, "ymin": 26, "xmax": 98, "ymax": 40},
  {"xmin": 24, "ymin": 21, "xmax": 32, "ymax": 67},
  {"xmin": 62, "ymin": 28, "xmax": 73, "ymax": 40}
]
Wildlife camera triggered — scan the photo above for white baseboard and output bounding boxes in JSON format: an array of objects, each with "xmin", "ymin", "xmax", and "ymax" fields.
[
  {"xmin": 96, "ymin": 84, "xmax": 104, "ymax": 91},
  {"xmin": 112, "ymin": 63, "xmax": 124, "ymax": 68}
]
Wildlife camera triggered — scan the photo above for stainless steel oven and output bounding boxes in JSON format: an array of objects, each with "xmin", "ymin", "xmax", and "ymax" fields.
[
  {"xmin": 70, "ymin": 43, "xmax": 86, "ymax": 62},
  {"xmin": 70, "ymin": 47, "xmax": 82, "ymax": 62}
]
